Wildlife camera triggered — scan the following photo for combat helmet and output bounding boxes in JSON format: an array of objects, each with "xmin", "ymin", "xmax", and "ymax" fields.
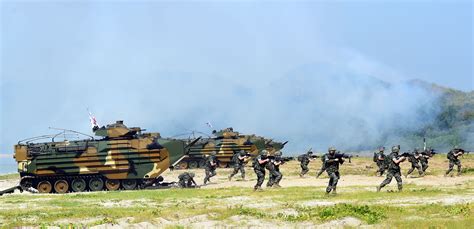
[
  {"xmin": 189, "ymin": 172, "xmax": 195, "ymax": 178},
  {"xmin": 239, "ymin": 150, "xmax": 246, "ymax": 156},
  {"xmin": 211, "ymin": 151, "xmax": 217, "ymax": 156},
  {"xmin": 391, "ymin": 146, "xmax": 400, "ymax": 153},
  {"xmin": 260, "ymin": 149, "xmax": 268, "ymax": 156},
  {"xmin": 328, "ymin": 146, "xmax": 336, "ymax": 152},
  {"xmin": 378, "ymin": 146, "xmax": 385, "ymax": 152}
]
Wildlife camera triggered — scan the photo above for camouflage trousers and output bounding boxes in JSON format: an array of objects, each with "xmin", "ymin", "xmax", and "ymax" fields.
[
  {"xmin": 300, "ymin": 163, "xmax": 309, "ymax": 176},
  {"xmin": 204, "ymin": 167, "xmax": 216, "ymax": 184},
  {"xmin": 326, "ymin": 171, "xmax": 340, "ymax": 193},
  {"xmin": 267, "ymin": 169, "xmax": 282, "ymax": 187},
  {"xmin": 316, "ymin": 165, "xmax": 326, "ymax": 177},
  {"xmin": 445, "ymin": 159, "xmax": 462, "ymax": 175},
  {"xmin": 379, "ymin": 170, "xmax": 403, "ymax": 191},
  {"xmin": 254, "ymin": 168, "xmax": 266, "ymax": 189},
  {"xmin": 376, "ymin": 161, "xmax": 387, "ymax": 176},
  {"xmin": 406, "ymin": 162, "xmax": 423, "ymax": 176},
  {"xmin": 420, "ymin": 160, "xmax": 429, "ymax": 172},
  {"xmin": 229, "ymin": 164, "xmax": 245, "ymax": 179}
]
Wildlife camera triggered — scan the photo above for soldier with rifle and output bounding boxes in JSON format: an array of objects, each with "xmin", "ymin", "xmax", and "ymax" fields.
[
  {"xmin": 406, "ymin": 148, "xmax": 424, "ymax": 177},
  {"xmin": 228, "ymin": 150, "xmax": 251, "ymax": 181},
  {"xmin": 298, "ymin": 149, "xmax": 315, "ymax": 177},
  {"xmin": 377, "ymin": 146, "xmax": 407, "ymax": 192},
  {"xmin": 203, "ymin": 151, "xmax": 218, "ymax": 185},
  {"xmin": 253, "ymin": 150, "xmax": 270, "ymax": 191},
  {"xmin": 266, "ymin": 151, "xmax": 284, "ymax": 188},
  {"xmin": 420, "ymin": 148, "xmax": 435, "ymax": 173},
  {"xmin": 373, "ymin": 147, "xmax": 388, "ymax": 176},
  {"xmin": 178, "ymin": 172, "xmax": 198, "ymax": 188},
  {"xmin": 445, "ymin": 146, "xmax": 465, "ymax": 176},
  {"xmin": 316, "ymin": 155, "xmax": 326, "ymax": 178},
  {"xmin": 323, "ymin": 147, "xmax": 349, "ymax": 194}
]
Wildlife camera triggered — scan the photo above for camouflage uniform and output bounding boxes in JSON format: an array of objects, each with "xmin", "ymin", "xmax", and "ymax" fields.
[
  {"xmin": 178, "ymin": 172, "xmax": 196, "ymax": 188},
  {"xmin": 445, "ymin": 147, "xmax": 463, "ymax": 176},
  {"xmin": 203, "ymin": 152, "xmax": 217, "ymax": 184},
  {"xmin": 316, "ymin": 157, "xmax": 326, "ymax": 178},
  {"xmin": 378, "ymin": 146, "xmax": 405, "ymax": 192},
  {"xmin": 374, "ymin": 147, "xmax": 387, "ymax": 176},
  {"xmin": 253, "ymin": 150, "xmax": 269, "ymax": 190},
  {"xmin": 266, "ymin": 156, "xmax": 283, "ymax": 187},
  {"xmin": 324, "ymin": 147, "xmax": 342, "ymax": 194},
  {"xmin": 419, "ymin": 152, "xmax": 429, "ymax": 173},
  {"xmin": 299, "ymin": 152, "xmax": 312, "ymax": 177},
  {"xmin": 406, "ymin": 149, "xmax": 424, "ymax": 177},
  {"xmin": 229, "ymin": 150, "xmax": 247, "ymax": 180}
]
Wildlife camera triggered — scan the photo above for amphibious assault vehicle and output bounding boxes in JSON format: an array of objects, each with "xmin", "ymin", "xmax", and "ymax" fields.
[
  {"xmin": 14, "ymin": 121, "xmax": 196, "ymax": 193},
  {"xmin": 176, "ymin": 127, "xmax": 287, "ymax": 169}
]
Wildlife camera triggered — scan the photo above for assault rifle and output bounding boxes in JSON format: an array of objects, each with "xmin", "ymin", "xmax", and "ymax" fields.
[
  {"xmin": 334, "ymin": 153, "xmax": 353, "ymax": 163},
  {"xmin": 266, "ymin": 155, "xmax": 294, "ymax": 164}
]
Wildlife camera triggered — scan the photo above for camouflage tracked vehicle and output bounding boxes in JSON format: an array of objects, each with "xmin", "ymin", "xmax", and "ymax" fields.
[
  {"xmin": 14, "ymin": 121, "xmax": 196, "ymax": 193},
  {"xmin": 176, "ymin": 127, "xmax": 287, "ymax": 169}
]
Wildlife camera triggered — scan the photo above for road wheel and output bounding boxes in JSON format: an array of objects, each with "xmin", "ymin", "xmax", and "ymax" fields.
[
  {"xmin": 122, "ymin": 179, "xmax": 137, "ymax": 190},
  {"xmin": 54, "ymin": 180, "xmax": 69, "ymax": 193},
  {"xmin": 188, "ymin": 161, "xmax": 199, "ymax": 169},
  {"xmin": 71, "ymin": 178, "xmax": 86, "ymax": 192},
  {"xmin": 198, "ymin": 160, "xmax": 206, "ymax": 168},
  {"xmin": 105, "ymin": 179, "xmax": 121, "ymax": 191},
  {"xmin": 37, "ymin": 181, "xmax": 52, "ymax": 193},
  {"xmin": 177, "ymin": 161, "xmax": 188, "ymax": 169},
  {"xmin": 89, "ymin": 178, "xmax": 104, "ymax": 191}
]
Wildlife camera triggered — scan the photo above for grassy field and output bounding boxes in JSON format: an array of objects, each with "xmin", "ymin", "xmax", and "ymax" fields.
[{"xmin": 0, "ymin": 155, "xmax": 473, "ymax": 228}]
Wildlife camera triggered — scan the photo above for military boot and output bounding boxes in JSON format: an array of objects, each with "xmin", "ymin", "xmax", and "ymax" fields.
[
  {"xmin": 376, "ymin": 186, "xmax": 381, "ymax": 192},
  {"xmin": 273, "ymin": 183, "xmax": 281, "ymax": 188}
]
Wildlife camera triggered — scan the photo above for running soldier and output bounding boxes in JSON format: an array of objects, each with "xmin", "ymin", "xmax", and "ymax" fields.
[
  {"xmin": 377, "ymin": 146, "xmax": 407, "ymax": 192},
  {"xmin": 445, "ymin": 146, "xmax": 464, "ymax": 176},
  {"xmin": 203, "ymin": 151, "xmax": 218, "ymax": 185},
  {"xmin": 178, "ymin": 172, "xmax": 197, "ymax": 188},
  {"xmin": 323, "ymin": 147, "xmax": 344, "ymax": 194},
  {"xmin": 316, "ymin": 155, "xmax": 326, "ymax": 178},
  {"xmin": 298, "ymin": 150, "xmax": 314, "ymax": 177},
  {"xmin": 420, "ymin": 148, "xmax": 433, "ymax": 173},
  {"xmin": 267, "ymin": 152, "xmax": 283, "ymax": 188},
  {"xmin": 253, "ymin": 150, "xmax": 270, "ymax": 191},
  {"xmin": 373, "ymin": 147, "xmax": 387, "ymax": 176},
  {"xmin": 228, "ymin": 150, "xmax": 249, "ymax": 181},
  {"xmin": 406, "ymin": 148, "xmax": 424, "ymax": 177}
]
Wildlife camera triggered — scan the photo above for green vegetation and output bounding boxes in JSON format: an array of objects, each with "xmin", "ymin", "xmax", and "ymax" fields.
[
  {"xmin": 410, "ymin": 83, "xmax": 473, "ymax": 150},
  {"xmin": 0, "ymin": 184, "xmax": 472, "ymax": 228}
]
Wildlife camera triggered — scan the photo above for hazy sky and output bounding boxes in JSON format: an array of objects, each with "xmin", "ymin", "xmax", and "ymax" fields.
[{"xmin": 0, "ymin": 1, "xmax": 472, "ymax": 167}]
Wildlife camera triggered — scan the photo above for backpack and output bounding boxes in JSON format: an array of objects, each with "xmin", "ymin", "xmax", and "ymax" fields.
[
  {"xmin": 373, "ymin": 152, "xmax": 377, "ymax": 162},
  {"xmin": 297, "ymin": 155, "xmax": 304, "ymax": 162}
]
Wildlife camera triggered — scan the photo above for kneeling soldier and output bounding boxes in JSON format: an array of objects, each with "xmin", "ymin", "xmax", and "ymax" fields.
[{"xmin": 178, "ymin": 172, "xmax": 197, "ymax": 188}]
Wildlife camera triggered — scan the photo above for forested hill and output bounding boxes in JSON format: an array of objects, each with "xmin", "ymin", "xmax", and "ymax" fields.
[{"xmin": 405, "ymin": 80, "xmax": 473, "ymax": 151}]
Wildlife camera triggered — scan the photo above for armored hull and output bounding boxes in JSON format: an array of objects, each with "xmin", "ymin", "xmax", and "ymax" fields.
[
  {"xmin": 176, "ymin": 128, "xmax": 287, "ymax": 169},
  {"xmin": 14, "ymin": 121, "xmax": 190, "ymax": 193}
]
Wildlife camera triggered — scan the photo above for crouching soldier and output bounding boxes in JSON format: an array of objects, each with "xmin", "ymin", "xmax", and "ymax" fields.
[
  {"xmin": 377, "ymin": 146, "xmax": 406, "ymax": 192},
  {"xmin": 178, "ymin": 172, "xmax": 198, "ymax": 188}
]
